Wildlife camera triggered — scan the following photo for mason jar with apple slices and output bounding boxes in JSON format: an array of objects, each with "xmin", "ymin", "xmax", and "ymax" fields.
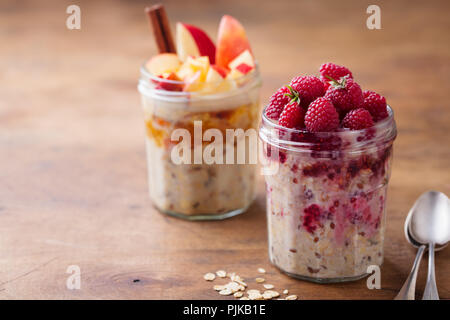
[{"xmin": 138, "ymin": 61, "xmax": 262, "ymax": 220}]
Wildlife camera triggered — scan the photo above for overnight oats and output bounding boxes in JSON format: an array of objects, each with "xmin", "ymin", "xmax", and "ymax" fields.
[
  {"xmin": 259, "ymin": 63, "xmax": 397, "ymax": 282},
  {"xmin": 138, "ymin": 10, "xmax": 261, "ymax": 220}
]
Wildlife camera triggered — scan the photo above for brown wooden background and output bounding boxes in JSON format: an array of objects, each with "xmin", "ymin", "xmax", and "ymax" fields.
[{"xmin": 0, "ymin": 0, "xmax": 449, "ymax": 299}]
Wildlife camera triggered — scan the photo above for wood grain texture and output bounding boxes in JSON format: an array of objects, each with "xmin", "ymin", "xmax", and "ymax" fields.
[{"xmin": 0, "ymin": 0, "xmax": 449, "ymax": 299}]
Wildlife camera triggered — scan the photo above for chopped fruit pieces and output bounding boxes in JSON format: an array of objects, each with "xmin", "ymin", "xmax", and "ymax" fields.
[
  {"xmin": 289, "ymin": 76, "xmax": 325, "ymax": 108},
  {"xmin": 235, "ymin": 63, "xmax": 253, "ymax": 75},
  {"xmin": 228, "ymin": 49, "xmax": 254, "ymax": 69},
  {"xmin": 226, "ymin": 68, "xmax": 246, "ymax": 80},
  {"xmin": 177, "ymin": 56, "xmax": 210, "ymax": 82},
  {"xmin": 147, "ymin": 16, "xmax": 254, "ymax": 94},
  {"xmin": 206, "ymin": 65, "xmax": 225, "ymax": 83},
  {"xmin": 266, "ymin": 86, "xmax": 290, "ymax": 120},
  {"xmin": 216, "ymin": 15, "xmax": 252, "ymax": 69},
  {"xmin": 319, "ymin": 63, "xmax": 353, "ymax": 89},
  {"xmin": 342, "ymin": 108, "xmax": 374, "ymax": 130},
  {"xmin": 324, "ymin": 76, "xmax": 363, "ymax": 112},
  {"xmin": 146, "ymin": 53, "xmax": 181, "ymax": 76},
  {"xmin": 176, "ymin": 23, "xmax": 216, "ymax": 63},
  {"xmin": 210, "ymin": 65, "xmax": 228, "ymax": 78},
  {"xmin": 304, "ymin": 97, "xmax": 339, "ymax": 132},
  {"xmin": 154, "ymin": 72, "xmax": 183, "ymax": 91},
  {"xmin": 183, "ymin": 71, "xmax": 202, "ymax": 91},
  {"xmin": 363, "ymin": 90, "xmax": 388, "ymax": 121},
  {"xmin": 278, "ymin": 100, "xmax": 305, "ymax": 128}
]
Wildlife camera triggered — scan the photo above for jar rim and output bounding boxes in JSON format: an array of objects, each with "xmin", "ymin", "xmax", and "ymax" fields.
[
  {"xmin": 261, "ymin": 105, "xmax": 394, "ymax": 135},
  {"xmin": 138, "ymin": 60, "xmax": 262, "ymax": 101},
  {"xmin": 259, "ymin": 105, "xmax": 397, "ymax": 155}
]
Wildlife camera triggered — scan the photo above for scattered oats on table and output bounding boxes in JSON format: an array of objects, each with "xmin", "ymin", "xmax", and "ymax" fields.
[
  {"xmin": 219, "ymin": 288, "xmax": 233, "ymax": 295},
  {"xmin": 285, "ymin": 295, "xmax": 298, "ymax": 300},
  {"xmin": 263, "ymin": 284, "xmax": 274, "ymax": 289},
  {"xmin": 216, "ymin": 270, "xmax": 226, "ymax": 278},
  {"xmin": 283, "ymin": 289, "xmax": 289, "ymax": 295},
  {"xmin": 264, "ymin": 290, "xmax": 279, "ymax": 298},
  {"xmin": 247, "ymin": 289, "xmax": 261, "ymax": 295},
  {"xmin": 255, "ymin": 277, "xmax": 265, "ymax": 283},
  {"xmin": 233, "ymin": 292, "xmax": 243, "ymax": 298},
  {"xmin": 248, "ymin": 292, "xmax": 264, "ymax": 300},
  {"xmin": 257, "ymin": 268, "xmax": 266, "ymax": 274},
  {"xmin": 226, "ymin": 281, "xmax": 240, "ymax": 293},
  {"xmin": 203, "ymin": 273, "xmax": 215, "ymax": 281}
]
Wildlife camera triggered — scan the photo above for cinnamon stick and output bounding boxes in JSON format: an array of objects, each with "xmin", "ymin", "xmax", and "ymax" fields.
[{"xmin": 145, "ymin": 4, "xmax": 176, "ymax": 53}]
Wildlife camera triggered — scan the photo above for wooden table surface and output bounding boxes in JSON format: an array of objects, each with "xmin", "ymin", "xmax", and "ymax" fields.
[{"xmin": 1, "ymin": 0, "xmax": 449, "ymax": 299}]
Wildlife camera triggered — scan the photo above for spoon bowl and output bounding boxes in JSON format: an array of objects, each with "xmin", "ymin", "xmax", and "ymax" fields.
[
  {"xmin": 406, "ymin": 191, "xmax": 450, "ymax": 248},
  {"xmin": 406, "ymin": 191, "xmax": 450, "ymax": 300},
  {"xmin": 395, "ymin": 190, "xmax": 450, "ymax": 300}
]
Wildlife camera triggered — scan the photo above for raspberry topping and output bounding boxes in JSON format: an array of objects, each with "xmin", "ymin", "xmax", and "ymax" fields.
[
  {"xmin": 304, "ymin": 97, "xmax": 339, "ymax": 132},
  {"xmin": 289, "ymin": 76, "xmax": 325, "ymax": 108},
  {"xmin": 319, "ymin": 63, "xmax": 353, "ymax": 90},
  {"xmin": 342, "ymin": 108, "xmax": 374, "ymax": 130},
  {"xmin": 278, "ymin": 100, "xmax": 305, "ymax": 128},
  {"xmin": 324, "ymin": 76, "xmax": 363, "ymax": 112},
  {"xmin": 303, "ymin": 204, "xmax": 322, "ymax": 233},
  {"xmin": 266, "ymin": 86, "xmax": 291, "ymax": 120},
  {"xmin": 363, "ymin": 90, "xmax": 388, "ymax": 121}
]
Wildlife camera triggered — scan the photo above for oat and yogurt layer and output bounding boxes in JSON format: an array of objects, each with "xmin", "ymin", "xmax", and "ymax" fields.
[
  {"xmin": 138, "ymin": 15, "xmax": 261, "ymax": 219},
  {"xmin": 260, "ymin": 63, "xmax": 396, "ymax": 282}
]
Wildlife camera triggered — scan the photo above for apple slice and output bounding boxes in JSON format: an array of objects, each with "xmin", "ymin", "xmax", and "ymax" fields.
[
  {"xmin": 146, "ymin": 53, "xmax": 181, "ymax": 76},
  {"xmin": 154, "ymin": 72, "xmax": 183, "ymax": 91},
  {"xmin": 226, "ymin": 68, "xmax": 245, "ymax": 80},
  {"xmin": 176, "ymin": 23, "xmax": 216, "ymax": 63},
  {"xmin": 183, "ymin": 71, "xmax": 203, "ymax": 92},
  {"xmin": 235, "ymin": 63, "xmax": 253, "ymax": 75},
  {"xmin": 206, "ymin": 65, "xmax": 228, "ymax": 82},
  {"xmin": 228, "ymin": 50, "xmax": 254, "ymax": 69},
  {"xmin": 216, "ymin": 15, "xmax": 252, "ymax": 69},
  {"xmin": 176, "ymin": 56, "xmax": 210, "ymax": 81}
]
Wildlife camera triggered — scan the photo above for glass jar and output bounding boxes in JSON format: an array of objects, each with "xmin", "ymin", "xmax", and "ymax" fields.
[
  {"xmin": 138, "ymin": 64, "xmax": 262, "ymax": 220},
  {"xmin": 259, "ymin": 107, "xmax": 397, "ymax": 282}
]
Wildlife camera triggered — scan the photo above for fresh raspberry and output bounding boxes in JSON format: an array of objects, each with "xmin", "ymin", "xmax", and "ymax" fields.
[
  {"xmin": 303, "ymin": 204, "xmax": 322, "ymax": 234},
  {"xmin": 278, "ymin": 100, "xmax": 305, "ymax": 128},
  {"xmin": 319, "ymin": 63, "xmax": 353, "ymax": 89},
  {"xmin": 342, "ymin": 108, "xmax": 374, "ymax": 130},
  {"xmin": 304, "ymin": 97, "xmax": 339, "ymax": 132},
  {"xmin": 289, "ymin": 76, "xmax": 325, "ymax": 108},
  {"xmin": 324, "ymin": 76, "xmax": 363, "ymax": 112},
  {"xmin": 363, "ymin": 90, "xmax": 388, "ymax": 121},
  {"xmin": 265, "ymin": 86, "xmax": 290, "ymax": 120}
]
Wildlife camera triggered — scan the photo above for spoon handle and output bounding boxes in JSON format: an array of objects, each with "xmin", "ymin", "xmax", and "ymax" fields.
[
  {"xmin": 422, "ymin": 242, "xmax": 439, "ymax": 300},
  {"xmin": 394, "ymin": 244, "xmax": 426, "ymax": 300}
]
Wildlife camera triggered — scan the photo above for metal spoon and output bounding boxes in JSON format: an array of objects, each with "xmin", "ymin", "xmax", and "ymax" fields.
[
  {"xmin": 409, "ymin": 191, "xmax": 450, "ymax": 300},
  {"xmin": 395, "ymin": 191, "xmax": 450, "ymax": 300}
]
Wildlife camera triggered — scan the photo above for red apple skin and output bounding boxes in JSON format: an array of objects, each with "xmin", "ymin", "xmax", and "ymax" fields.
[
  {"xmin": 182, "ymin": 23, "xmax": 216, "ymax": 64},
  {"xmin": 154, "ymin": 73, "xmax": 183, "ymax": 91},
  {"xmin": 216, "ymin": 15, "xmax": 253, "ymax": 69},
  {"xmin": 211, "ymin": 65, "xmax": 228, "ymax": 78},
  {"xmin": 235, "ymin": 63, "xmax": 253, "ymax": 75}
]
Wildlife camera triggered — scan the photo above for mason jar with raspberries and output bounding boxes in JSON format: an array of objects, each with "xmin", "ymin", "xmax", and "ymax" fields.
[{"xmin": 259, "ymin": 63, "xmax": 397, "ymax": 283}]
